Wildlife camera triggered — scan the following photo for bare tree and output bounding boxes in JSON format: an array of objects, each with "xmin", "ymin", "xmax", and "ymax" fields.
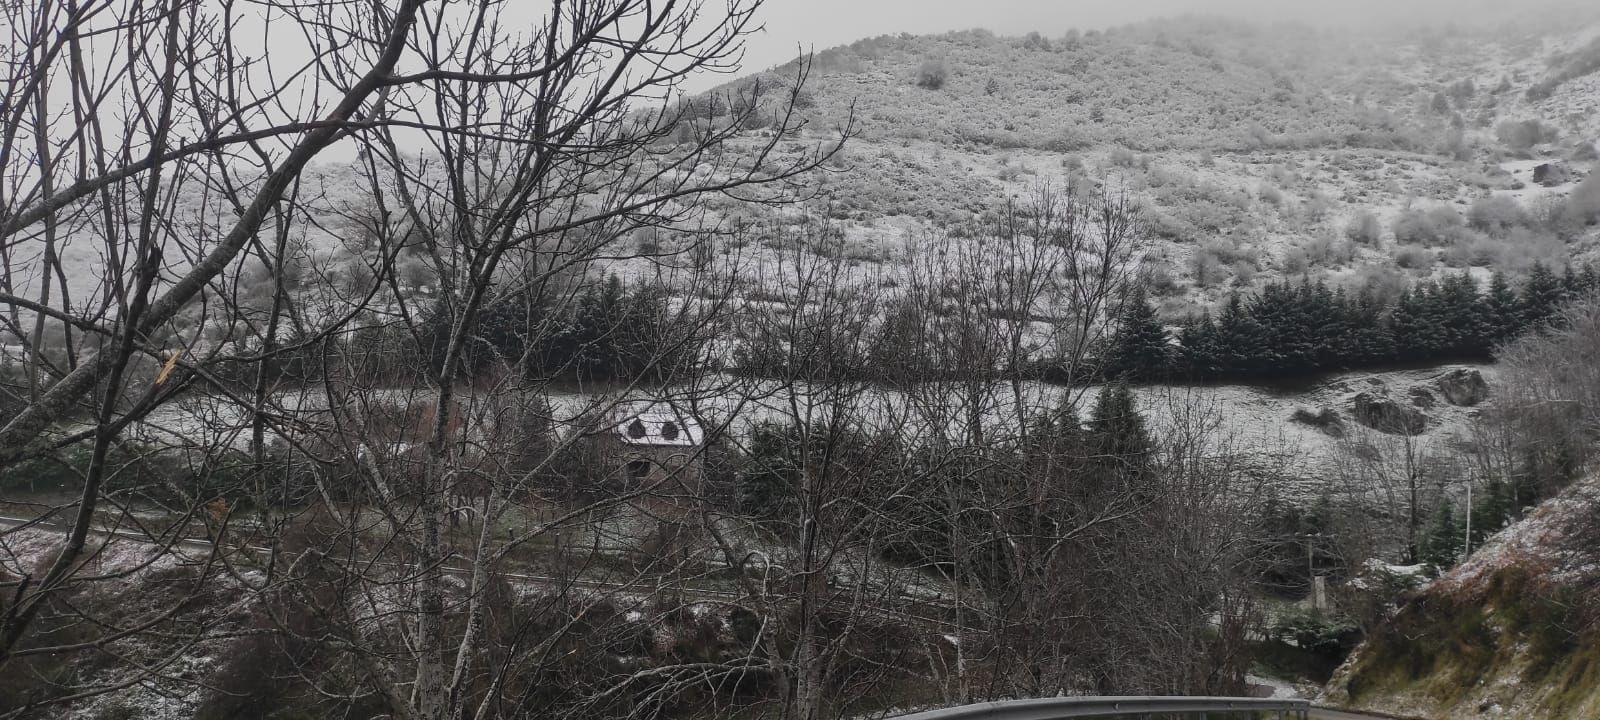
[
  {"xmin": 1493, "ymin": 290, "xmax": 1600, "ymax": 502},
  {"xmin": 1332, "ymin": 421, "xmax": 1459, "ymax": 564},
  {"xmin": 0, "ymin": 0, "xmax": 844, "ymax": 716}
]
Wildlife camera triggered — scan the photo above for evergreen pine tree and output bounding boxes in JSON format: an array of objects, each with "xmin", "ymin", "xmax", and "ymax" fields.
[
  {"xmin": 1388, "ymin": 288, "xmax": 1428, "ymax": 363},
  {"xmin": 1520, "ymin": 263, "xmax": 1564, "ymax": 328},
  {"xmin": 1304, "ymin": 280, "xmax": 1343, "ymax": 371},
  {"xmin": 870, "ymin": 294, "xmax": 935, "ymax": 384},
  {"xmin": 1089, "ymin": 383, "xmax": 1152, "ymax": 463},
  {"xmin": 1561, "ymin": 264, "xmax": 1585, "ymax": 297},
  {"xmin": 1437, "ymin": 271, "xmax": 1485, "ymax": 358},
  {"xmin": 1104, "ymin": 287, "xmax": 1173, "ymax": 382},
  {"xmin": 1469, "ymin": 480, "xmax": 1512, "ymax": 547},
  {"xmin": 738, "ymin": 421, "xmax": 802, "ymax": 519},
  {"xmin": 1420, "ymin": 502, "xmax": 1462, "ymax": 570},
  {"xmin": 1178, "ymin": 313, "xmax": 1223, "ymax": 380},
  {"xmin": 1348, "ymin": 286, "xmax": 1394, "ymax": 366},
  {"xmin": 1215, "ymin": 294, "xmax": 1264, "ymax": 377},
  {"xmin": 561, "ymin": 275, "xmax": 630, "ymax": 381},
  {"xmin": 1483, "ymin": 271, "xmax": 1520, "ymax": 345}
]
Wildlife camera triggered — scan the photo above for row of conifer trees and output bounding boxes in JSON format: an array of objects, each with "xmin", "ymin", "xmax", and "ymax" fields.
[{"xmin": 1102, "ymin": 263, "xmax": 1599, "ymax": 383}]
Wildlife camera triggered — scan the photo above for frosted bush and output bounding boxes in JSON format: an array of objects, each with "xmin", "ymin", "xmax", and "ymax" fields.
[
  {"xmin": 1392, "ymin": 244, "xmax": 1433, "ymax": 270},
  {"xmin": 1345, "ymin": 211, "xmax": 1383, "ymax": 246}
]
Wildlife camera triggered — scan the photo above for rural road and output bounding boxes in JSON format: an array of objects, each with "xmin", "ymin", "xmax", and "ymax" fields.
[
  {"xmin": 1310, "ymin": 708, "xmax": 1418, "ymax": 720},
  {"xmin": 0, "ymin": 513, "xmax": 736, "ymax": 599},
  {"xmin": 0, "ymin": 513, "xmax": 955, "ymax": 627}
]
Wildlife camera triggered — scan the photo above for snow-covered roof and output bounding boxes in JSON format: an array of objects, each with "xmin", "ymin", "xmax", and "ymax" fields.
[{"xmin": 612, "ymin": 402, "xmax": 703, "ymax": 447}]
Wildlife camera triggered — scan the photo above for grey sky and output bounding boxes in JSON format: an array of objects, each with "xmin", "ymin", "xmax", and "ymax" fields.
[{"xmin": 714, "ymin": 0, "xmax": 1584, "ymax": 83}]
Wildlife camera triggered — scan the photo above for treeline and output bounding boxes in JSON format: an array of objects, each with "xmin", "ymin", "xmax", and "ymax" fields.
[
  {"xmin": 227, "ymin": 275, "xmax": 698, "ymax": 388},
  {"xmin": 436, "ymin": 275, "xmax": 698, "ymax": 383},
  {"xmin": 1103, "ymin": 263, "xmax": 1600, "ymax": 383}
]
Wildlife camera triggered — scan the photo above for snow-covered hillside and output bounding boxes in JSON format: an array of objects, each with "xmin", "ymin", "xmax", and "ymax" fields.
[{"xmin": 695, "ymin": 15, "xmax": 1600, "ymax": 317}]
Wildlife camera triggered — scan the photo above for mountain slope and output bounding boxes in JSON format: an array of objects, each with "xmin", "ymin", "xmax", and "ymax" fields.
[{"xmin": 706, "ymin": 16, "xmax": 1600, "ymax": 316}]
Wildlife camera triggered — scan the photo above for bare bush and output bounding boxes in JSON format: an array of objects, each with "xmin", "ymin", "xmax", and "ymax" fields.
[
  {"xmin": 1493, "ymin": 291, "xmax": 1600, "ymax": 497},
  {"xmin": 1467, "ymin": 195, "xmax": 1529, "ymax": 234},
  {"xmin": 0, "ymin": 1, "xmax": 845, "ymax": 717},
  {"xmin": 1392, "ymin": 206, "xmax": 1467, "ymax": 247},
  {"xmin": 1496, "ymin": 118, "xmax": 1560, "ymax": 150}
]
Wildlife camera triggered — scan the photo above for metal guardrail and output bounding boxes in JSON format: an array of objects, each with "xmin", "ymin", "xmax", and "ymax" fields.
[{"xmin": 892, "ymin": 696, "xmax": 1311, "ymax": 719}]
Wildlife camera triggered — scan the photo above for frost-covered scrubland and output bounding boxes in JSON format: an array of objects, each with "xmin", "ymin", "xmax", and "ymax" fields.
[
  {"xmin": 696, "ymin": 15, "xmax": 1600, "ymax": 319},
  {"xmin": 14, "ymin": 15, "xmax": 1600, "ymax": 341}
]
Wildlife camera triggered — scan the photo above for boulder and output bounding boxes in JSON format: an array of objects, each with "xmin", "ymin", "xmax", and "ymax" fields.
[
  {"xmin": 1351, "ymin": 392, "xmax": 1429, "ymax": 435},
  {"xmin": 1533, "ymin": 162, "xmax": 1572, "ymax": 187},
  {"xmin": 1291, "ymin": 406, "xmax": 1345, "ymax": 437},
  {"xmin": 1436, "ymin": 368, "xmax": 1490, "ymax": 407},
  {"xmin": 1409, "ymin": 387, "xmax": 1436, "ymax": 409}
]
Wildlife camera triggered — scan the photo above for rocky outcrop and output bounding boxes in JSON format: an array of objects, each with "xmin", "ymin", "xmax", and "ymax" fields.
[
  {"xmin": 1435, "ymin": 369, "xmax": 1489, "ymax": 407},
  {"xmin": 1291, "ymin": 406, "xmax": 1346, "ymax": 437},
  {"xmin": 1351, "ymin": 392, "xmax": 1429, "ymax": 435}
]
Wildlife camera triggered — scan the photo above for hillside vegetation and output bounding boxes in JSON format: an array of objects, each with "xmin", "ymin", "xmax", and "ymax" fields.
[
  {"xmin": 700, "ymin": 15, "xmax": 1600, "ymax": 316},
  {"xmin": 1324, "ymin": 471, "xmax": 1600, "ymax": 719}
]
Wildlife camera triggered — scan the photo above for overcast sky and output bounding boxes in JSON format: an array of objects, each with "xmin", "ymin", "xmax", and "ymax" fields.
[{"xmin": 709, "ymin": 0, "xmax": 1583, "ymax": 85}]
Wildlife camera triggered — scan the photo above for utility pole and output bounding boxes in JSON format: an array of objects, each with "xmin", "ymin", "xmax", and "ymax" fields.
[{"xmin": 1307, "ymin": 534, "xmax": 1314, "ymax": 582}]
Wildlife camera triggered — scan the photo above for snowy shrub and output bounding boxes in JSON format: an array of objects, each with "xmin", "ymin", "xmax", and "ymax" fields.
[
  {"xmin": 1392, "ymin": 244, "xmax": 1433, "ymax": 270},
  {"xmin": 1349, "ymin": 266, "xmax": 1410, "ymax": 306},
  {"xmin": 1495, "ymin": 118, "xmax": 1559, "ymax": 150},
  {"xmin": 1561, "ymin": 172, "xmax": 1600, "ymax": 227},
  {"xmin": 1443, "ymin": 234, "xmax": 1505, "ymax": 268},
  {"xmin": 1525, "ymin": 194, "xmax": 1569, "ymax": 232},
  {"xmin": 1499, "ymin": 227, "xmax": 1570, "ymax": 272},
  {"xmin": 1150, "ymin": 180, "xmax": 1251, "ymax": 239},
  {"xmin": 915, "ymin": 58, "xmax": 948, "ymax": 89},
  {"xmin": 1391, "ymin": 205, "xmax": 1466, "ymax": 247},
  {"xmin": 1281, "ymin": 248, "xmax": 1309, "ymax": 275},
  {"xmin": 1206, "ymin": 239, "xmax": 1260, "ymax": 268},
  {"xmin": 1139, "ymin": 260, "xmax": 1185, "ymax": 297},
  {"xmin": 1345, "ymin": 211, "xmax": 1382, "ymax": 245},
  {"xmin": 1304, "ymin": 233, "xmax": 1355, "ymax": 269},
  {"xmin": 1191, "ymin": 251, "xmax": 1223, "ymax": 288},
  {"xmin": 1231, "ymin": 260, "xmax": 1258, "ymax": 286},
  {"xmin": 1302, "ymin": 192, "xmax": 1336, "ymax": 224},
  {"xmin": 1467, "ymin": 195, "xmax": 1528, "ymax": 234},
  {"xmin": 1149, "ymin": 211, "xmax": 1195, "ymax": 241},
  {"xmin": 1147, "ymin": 164, "xmax": 1188, "ymax": 188}
]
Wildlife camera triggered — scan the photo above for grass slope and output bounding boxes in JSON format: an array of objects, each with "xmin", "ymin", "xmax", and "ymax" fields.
[{"xmin": 1324, "ymin": 470, "xmax": 1600, "ymax": 719}]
